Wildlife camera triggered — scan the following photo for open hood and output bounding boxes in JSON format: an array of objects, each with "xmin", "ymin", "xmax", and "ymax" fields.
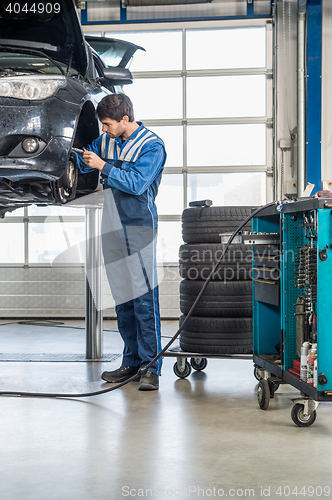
[{"xmin": 0, "ymin": 0, "xmax": 88, "ymax": 76}]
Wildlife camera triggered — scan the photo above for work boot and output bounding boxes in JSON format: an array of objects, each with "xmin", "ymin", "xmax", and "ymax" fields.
[
  {"xmin": 101, "ymin": 365, "xmax": 140, "ymax": 383},
  {"xmin": 138, "ymin": 370, "xmax": 159, "ymax": 391}
]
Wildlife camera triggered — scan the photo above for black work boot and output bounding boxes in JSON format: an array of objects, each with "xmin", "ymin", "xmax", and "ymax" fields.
[
  {"xmin": 138, "ymin": 370, "xmax": 159, "ymax": 391},
  {"xmin": 101, "ymin": 366, "xmax": 140, "ymax": 383}
]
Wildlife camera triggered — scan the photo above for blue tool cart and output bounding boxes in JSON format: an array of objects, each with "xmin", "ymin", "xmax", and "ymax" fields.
[{"xmin": 252, "ymin": 198, "xmax": 332, "ymax": 427}]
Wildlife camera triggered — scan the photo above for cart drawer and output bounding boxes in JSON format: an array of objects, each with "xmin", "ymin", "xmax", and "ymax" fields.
[{"xmin": 253, "ymin": 279, "xmax": 280, "ymax": 306}]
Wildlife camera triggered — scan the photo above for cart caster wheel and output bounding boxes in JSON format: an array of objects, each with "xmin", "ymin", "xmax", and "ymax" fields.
[
  {"xmin": 267, "ymin": 379, "xmax": 279, "ymax": 398},
  {"xmin": 291, "ymin": 403, "xmax": 317, "ymax": 427},
  {"xmin": 190, "ymin": 358, "xmax": 208, "ymax": 371},
  {"xmin": 254, "ymin": 365, "xmax": 266, "ymax": 381},
  {"xmin": 173, "ymin": 360, "xmax": 191, "ymax": 379},
  {"xmin": 257, "ymin": 379, "xmax": 270, "ymax": 410}
]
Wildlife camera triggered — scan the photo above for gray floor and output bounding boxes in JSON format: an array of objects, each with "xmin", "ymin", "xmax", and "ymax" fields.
[{"xmin": 0, "ymin": 320, "xmax": 332, "ymax": 500}]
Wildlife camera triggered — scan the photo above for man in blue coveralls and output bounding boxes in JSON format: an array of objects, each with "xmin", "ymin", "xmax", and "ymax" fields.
[{"xmin": 77, "ymin": 93, "xmax": 166, "ymax": 391}]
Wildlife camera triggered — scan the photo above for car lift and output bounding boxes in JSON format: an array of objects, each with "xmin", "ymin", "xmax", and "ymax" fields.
[{"xmin": 85, "ymin": 205, "xmax": 103, "ymax": 360}]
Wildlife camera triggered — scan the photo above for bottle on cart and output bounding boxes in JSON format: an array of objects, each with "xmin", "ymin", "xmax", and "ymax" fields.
[
  {"xmin": 307, "ymin": 343, "xmax": 317, "ymax": 386},
  {"xmin": 300, "ymin": 341, "xmax": 310, "ymax": 381},
  {"xmin": 314, "ymin": 358, "xmax": 318, "ymax": 388}
]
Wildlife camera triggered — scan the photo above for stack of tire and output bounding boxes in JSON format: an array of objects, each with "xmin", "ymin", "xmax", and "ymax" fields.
[{"xmin": 179, "ymin": 206, "xmax": 254, "ymax": 355}]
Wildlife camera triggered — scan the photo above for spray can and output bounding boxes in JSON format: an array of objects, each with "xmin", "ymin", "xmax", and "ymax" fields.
[
  {"xmin": 300, "ymin": 341, "xmax": 310, "ymax": 381},
  {"xmin": 307, "ymin": 343, "xmax": 317, "ymax": 386}
]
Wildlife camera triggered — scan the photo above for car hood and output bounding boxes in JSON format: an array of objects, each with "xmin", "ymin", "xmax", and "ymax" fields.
[{"xmin": 0, "ymin": 0, "xmax": 88, "ymax": 76}]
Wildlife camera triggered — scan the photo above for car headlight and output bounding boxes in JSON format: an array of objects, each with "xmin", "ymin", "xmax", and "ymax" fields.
[{"xmin": 0, "ymin": 75, "xmax": 66, "ymax": 100}]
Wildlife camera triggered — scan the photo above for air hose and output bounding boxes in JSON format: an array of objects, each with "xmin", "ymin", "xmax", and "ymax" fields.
[{"xmin": 0, "ymin": 201, "xmax": 277, "ymax": 398}]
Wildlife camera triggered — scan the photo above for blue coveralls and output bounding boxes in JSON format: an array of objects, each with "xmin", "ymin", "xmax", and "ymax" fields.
[{"xmin": 77, "ymin": 122, "xmax": 166, "ymax": 375}]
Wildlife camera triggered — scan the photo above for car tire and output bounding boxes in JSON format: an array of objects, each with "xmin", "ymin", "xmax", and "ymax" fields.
[
  {"xmin": 179, "ymin": 243, "xmax": 252, "ymax": 281},
  {"xmin": 179, "ymin": 315, "xmax": 252, "ymax": 354},
  {"xmin": 182, "ymin": 206, "xmax": 254, "ymax": 244},
  {"xmin": 179, "ymin": 279, "xmax": 252, "ymax": 317},
  {"xmin": 53, "ymin": 154, "xmax": 78, "ymax": 204},
  {"xmin": 179, "ymin": 262, "xmax": 251, "ymax": 281}
]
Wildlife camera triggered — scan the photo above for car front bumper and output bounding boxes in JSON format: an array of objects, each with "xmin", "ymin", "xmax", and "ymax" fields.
[
  {"xmin": 0, "ymin": 96, "xmax": 78, "ymax": 181},
  {"xmin": 0, "ymin": 135, "xmax": 73, "ymax": 181}
]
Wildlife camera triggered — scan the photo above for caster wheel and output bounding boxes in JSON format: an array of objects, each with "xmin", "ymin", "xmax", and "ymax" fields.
[
  {"xmin": 173, "ymin": 360, "xmax": 191, "ymax": 379},
  {"xmin": 254, "ymin": 365, "xmax": 266, "ymax": 381},
  {"xmin": 190, "ymin": 358, "xmax": 208, "ymax": 371},
  {"xmin": 267, "ymin": 379, "xmax": 279, "ymax": 398},
  {"xmin": 291, "ymin": 403, "xmax": 317, "ymax": 427},
  {"xmin": 257, "ymin": 379, "xmax": 270, "ymax": 410}
]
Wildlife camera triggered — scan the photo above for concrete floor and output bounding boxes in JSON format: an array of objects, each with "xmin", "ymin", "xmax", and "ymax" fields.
[{"xmin": 0, "ymin": 320, "xmax": 332, "ymax": 500}]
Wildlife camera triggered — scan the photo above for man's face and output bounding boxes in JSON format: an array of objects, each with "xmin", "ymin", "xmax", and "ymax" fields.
[{"xmin": 101, "ymin": 116, "xmax": 127, "ymax": 138}]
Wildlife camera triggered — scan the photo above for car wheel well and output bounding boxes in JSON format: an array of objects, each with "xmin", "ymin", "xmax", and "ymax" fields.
[{"xmin": 73, "ymin": 100, "xmax": 100, "ymax": 148}]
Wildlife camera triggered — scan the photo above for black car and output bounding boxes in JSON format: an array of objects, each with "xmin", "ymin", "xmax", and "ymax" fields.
[{"xmin": 0, "ymin": 0, "xmax": 143, "ymax": 214}]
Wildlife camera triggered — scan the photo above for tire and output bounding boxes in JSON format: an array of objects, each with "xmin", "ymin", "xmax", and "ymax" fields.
[
  {"xmin": 179, "ymin": 315, "xmax": 252, "ymax": 355},
  {"xmin": 179, "ymin": 243, "xmax": 253, "ymax": 262},
  {"xmin": 291, "ymin": 404, "xmax": 317, "ymax": 427},
  {"xmin": 179, "ymin": 315, "xmax": 252, "ymax": 333},
  {"xmin": 182, "ymin": 206, "xmax": 254, "ymax": 222},
  {"xmin": 180, "ymin": 278, "xmax": 253, "ymax": 296},
  {"xmin": 257, "ymin": 379, "xmax": 270, "ymax": 410},
  {"xmin": 179, "ymin": 243, "xmax": 252, "ymax": 281},
  {"xmin": 182, "ymin": 206, "xmax": 254, "ymax": 244},
  {"xmin": 180, "ymin": 336, "xmax": 252, "ymax": 352},
  {"xmin": 180, "ymin": 279, "xmax": 252, "ymax": 317},
  {"xmin": 183, "ymin": 225, "xmax": 253, "ymax": 244},
  {"xmin": 181, "ymin": 330, "xmax": 251, "ymax": 340},
  {"xmin": 52, "ymin": 155, "xmax": 78, "ymax": 204},
  {"xmin": 180, "ymin": 263, "xmax": 252, "ymax": 281}
]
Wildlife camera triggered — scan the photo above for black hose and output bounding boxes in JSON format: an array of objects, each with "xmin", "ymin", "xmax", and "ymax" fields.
[{"xmin": 0, "ymin": 201, "xmax": 277, "ymax": 398}]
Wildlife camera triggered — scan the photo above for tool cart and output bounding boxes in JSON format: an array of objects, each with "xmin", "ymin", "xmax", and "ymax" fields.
[{"xmin": 252, "ymin": 197, "xmax": 332, "ymax": 426}]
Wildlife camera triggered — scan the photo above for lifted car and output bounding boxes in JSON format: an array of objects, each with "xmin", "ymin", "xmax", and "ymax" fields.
[{"xmin": 0, "ymin": 0, "xmax": 143, "ymax": 215}]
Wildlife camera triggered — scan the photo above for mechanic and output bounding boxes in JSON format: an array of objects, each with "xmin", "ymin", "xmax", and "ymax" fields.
[{"xmin": 76, "ymin": 93, "xmax": 166, "ymax": 391}]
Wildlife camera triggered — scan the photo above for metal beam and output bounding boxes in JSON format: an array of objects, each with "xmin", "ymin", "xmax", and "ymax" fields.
[
  {"xmin": 297, "ymin": 0, "xmax": 307, "ymax": 197},
  {"xmin": 85, "ymin": 208, "xmax": 103, "ymax": 359}
]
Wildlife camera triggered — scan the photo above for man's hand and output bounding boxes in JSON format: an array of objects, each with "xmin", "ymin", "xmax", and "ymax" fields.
[{"xmin": 82, "ymin": 149, "xmax": 106, "ymax": 171}]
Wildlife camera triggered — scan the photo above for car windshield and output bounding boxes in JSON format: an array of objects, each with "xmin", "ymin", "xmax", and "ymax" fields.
[{"xmin": 0, "ymin": 51, "xmax": 79, "ymax": 76}]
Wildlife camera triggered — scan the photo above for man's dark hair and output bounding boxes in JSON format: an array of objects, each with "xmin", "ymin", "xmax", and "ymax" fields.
[{"xmin": 96, "ymin": 94, "xmax": 135, "ymax": 122}]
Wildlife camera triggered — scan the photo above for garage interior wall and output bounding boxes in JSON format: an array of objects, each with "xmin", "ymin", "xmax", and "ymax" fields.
[{"xmin": 0, "ymin": 0, "xmax": 326, "ymax": 319}]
